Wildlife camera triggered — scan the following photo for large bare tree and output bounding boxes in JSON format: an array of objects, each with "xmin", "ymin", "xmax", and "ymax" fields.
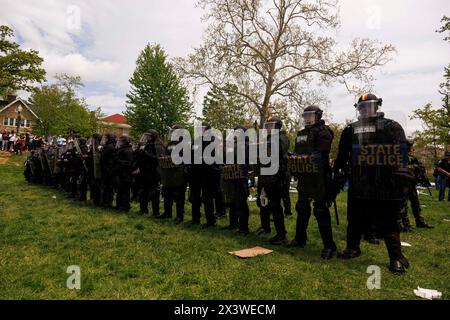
[{"xmin": 176, "ymin": 0, "xmax": 395, "ymax": 126}]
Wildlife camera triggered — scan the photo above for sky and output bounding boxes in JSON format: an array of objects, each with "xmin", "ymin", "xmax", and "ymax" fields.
[{"xmin": 1, "ymin": 0, "xmax": 449, "ymax": 134}]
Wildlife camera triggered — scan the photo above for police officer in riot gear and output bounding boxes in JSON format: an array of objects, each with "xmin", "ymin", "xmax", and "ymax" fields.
[
  {"xmin": 287, "ymin": 106, "xmax": 337, "ymax": 259},
  {"xmin": 74, "ymin": 137, "xmax": 90, "ymax": 201},
  {"xmin": 100, "ymin": 133, "xmax": 117, "ymax": 209},
  {"xmin": 400, "ymin": 140, "xmax": 434, "ymax": 230},
  {"xmin": 256, "ymin": 116, "xmax": 290, "ymax": 245},
  {"xmin": 221, "ymin": 125, "xmax": 251, "ymax": 235},
  {"xmin": 188, "ymin": 122, "xmax": 221, "ymax": 227},
  {"xmin": 115, "ymin": 135, "xmax": 134, "ymax": 212},
  {"xmin": 88, "ymin": 133, "xmax": 103, "ymax": 206},
  {"xmin": 334, "ymin": 94, "xmax": 410, "ymax": 274},
  {"xmin": 134, "ymin": 129, "xmax": 164, "ymax": 216},
  {"xmin": 158, "ymin": 125, "xmax": 188, "ymax": 224}
]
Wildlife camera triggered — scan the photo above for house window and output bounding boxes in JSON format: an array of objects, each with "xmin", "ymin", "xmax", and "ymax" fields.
[
  {"xmin": 3, "ymin": 118, "xmax": 8, "ymax": 126},
  {"xmin": 9, "ymin": 118, "xmax": 15, "ymax": 126}
]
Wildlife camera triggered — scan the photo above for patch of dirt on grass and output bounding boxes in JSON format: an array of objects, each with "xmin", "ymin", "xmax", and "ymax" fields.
[{"xmin": 0, "ymin": 151, "xmax": 11, "ymax": 165}]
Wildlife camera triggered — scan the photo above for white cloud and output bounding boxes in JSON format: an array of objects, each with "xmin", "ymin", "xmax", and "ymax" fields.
[{"xmin": 42, "ymin": 52, "xmax": 119, "ymax": 82}]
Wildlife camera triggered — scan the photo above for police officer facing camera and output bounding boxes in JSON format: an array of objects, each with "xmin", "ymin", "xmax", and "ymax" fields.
[
  {"xmin": 287, "ymin": 105, "xmax": 337, "ymax": 260},
  {"xmin": 100, "ymin": 133, "xmax": 118, "ymax": 209},
  {"xmin": 115, "ymin": 135, "xmax": 134, "ymax": 212},
  {"xmin": 134, "ymin": 129, "xmax": 164, "ymax": 216},
  {"xmin": 158, "ymin": 124, "xmax": 188, "ymax": 224},
  {"xmin": 256, "ymin": 116, "xmax": 290, "ymax": 245},
  {"xmin": 334, "ymin": 94, "xmax": 410, "ymax": 274}
]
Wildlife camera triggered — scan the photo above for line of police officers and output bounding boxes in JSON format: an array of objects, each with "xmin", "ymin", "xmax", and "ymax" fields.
[{"xmin": 24, "ymin": 93, "xmax": 434, "ymax": 275}]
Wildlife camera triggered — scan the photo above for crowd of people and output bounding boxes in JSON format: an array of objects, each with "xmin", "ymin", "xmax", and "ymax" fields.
[
  {"xmin": 0, "ymin": 131, "xmax": 69, "ymax": 155},
  {"xmin": 22, "ymin": 93, "xmax": 448, "ymax": 275}
]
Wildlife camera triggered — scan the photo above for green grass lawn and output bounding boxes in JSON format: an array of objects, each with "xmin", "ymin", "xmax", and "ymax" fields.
[{"xmin": 1, "ymin": 154, "xmax": 449, "ymax": 300}]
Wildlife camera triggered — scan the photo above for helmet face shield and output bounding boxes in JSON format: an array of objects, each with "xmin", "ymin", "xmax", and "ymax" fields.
[
  {"xmin": 357, "ymin": 100, "xmax": 378, "ymax": 118},
  {"xmin": 100, "ymin": 135, "xmax": 108, "ymax": 146},
  {"xmin": 140, "ymin": 133, "xmax": 154, "ymax": 144},
  {"xmin": 263, "ymin": 121, "xmax": 277, "ymax": 131},
  {"xmin": 302, "ymin": 111, "xmax": 317, "ymax": 126}
]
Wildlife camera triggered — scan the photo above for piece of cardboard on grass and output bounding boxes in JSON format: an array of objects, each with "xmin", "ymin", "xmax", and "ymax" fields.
[{"xmin": 229, "ymin": 246, "xmax": 273, "ymax": 259}]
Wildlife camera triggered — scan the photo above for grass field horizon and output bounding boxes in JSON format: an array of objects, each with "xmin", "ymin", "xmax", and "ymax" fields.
[{"xmin": 1, "ymin": 153, "xmax": 449, "ymax": 300}]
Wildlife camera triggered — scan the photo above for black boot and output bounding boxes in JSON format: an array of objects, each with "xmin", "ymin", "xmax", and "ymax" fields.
[{"xmin": 338, "ymin": 248, "xmax": 362, "ymax": 259}]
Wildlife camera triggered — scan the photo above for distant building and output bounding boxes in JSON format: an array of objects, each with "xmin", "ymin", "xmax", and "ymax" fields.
[
  {"xmin": 0, "ymin": 95, "xmax": 39, "ymax": 133},
  {"xmin": 98, "ymin": 114, "xmax": 131, "ymax": 137}
]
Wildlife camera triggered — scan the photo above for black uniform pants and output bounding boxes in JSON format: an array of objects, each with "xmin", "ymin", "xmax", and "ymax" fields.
[
  {"xmin": 190, "ymin": 180, "xmax": 216, "ymax": 225},
  {"xmin": 101, "ymin": 175, "xmax": 114, "ymax": 208},
  {"xmin": 260, "ymin": 182, "xmax": 286, "ymax": 238},
  {"xmin": 116, "ymin": 180, "xmax": 131, "ymax": 211},
  {"xmin": 281, "ymin": 177, "xmax": 292, "ymax": 215},
  {"xmin": 346, "ymin": 192, "xmax": 404, "ymax": 261},
  {"xmin": 139, "ymin": 181, "xmax": 160, "ymax": 216},
  {"xmin": 295, "ymin": 198, "xmax": 336, "ymax": 250},
  {"xmin": 89, "ymin": 178, "xmax": 102, "ymax": 206},
  {"xmin": 163, "ymin": 185, "xmax": 186, "ymax": 219}
]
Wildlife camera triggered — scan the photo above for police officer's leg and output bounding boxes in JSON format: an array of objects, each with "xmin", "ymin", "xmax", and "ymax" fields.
[
  {"xmin": 70, "ymin": 174, "xmax": 78, "ymax": 198},
  {"xmin": 115, "ymin": 182, "xmax": 124, "ymax": 210},
  {"xmin": 227, "ymin": 204, "xmax": 239, "ymax": 229},
  {"xmin": 151, "ymin": 185, "xmax": 161, "ymax": 217},
  {"xmin": 122, "ymin": 182, "xmax": 131, "ymax": 212},
  {"xmin": 215, "ymin": 188, "xmax": 226, "ymax": 217},
  {"xmin": 339, "ymin": 191, "xmax": 363, "ymax": 259},
  {"xmin": 79, "ymin": 173, "xmax": 88, "ymax": 201},
  {"xmin": 268, "ymin": 188, "xmax": 287, "ymax": 244},
  {"xmin": 282, "ymin": 179, "xmax": 292, "ymax": 216},
  {"xmin": 313, "ymin": 200, "xmax": 337, "ymax": 259},
  {"xmin": 189, "ymin": 181, "xmax": 201, "ymax": 224},
  {"xmin": 438, "ymin": 177, "xmax": 446, "ymax": 201},
  {"xmin": 163, "ymin": 187, "xmax": 174, "ymax": 218},
  {"xmin": 102, "ymin": 176, "xmax": 114, "ymax": 208},
  {"xmin": 95, "ymin": 179, "xmax": 103, "ymax": 206},
  {"xmin": 174, "ymin": 185, "xmax": 186, "ymax": 224},
  {"xmin": 237, "ymin": 195, "xmax": 250, "ymax": 234},
  {"xmin": 138, "ymin": 181, "xmax": 150, "ymax": 214},
  {"xmin": 447, "ymin": 178, "xmax": 450, "ymax": 201},
  {"xmin": 379, "ymin": 200, "xmax": 409, "ymax": 274},
  {"xmin": 399, "ymin": 200, "xmax": 413, "ymax": 232},
  {"xmin": 202, "ymin": 186, "xmax": 216, "ymax": 227},
  {"xmin": 291, "ymin": 198, "xmax": 311, "ymax": 247},
  {"xmin": 408, "ymin": 184, "xmax": 434, "ymax": 228}
]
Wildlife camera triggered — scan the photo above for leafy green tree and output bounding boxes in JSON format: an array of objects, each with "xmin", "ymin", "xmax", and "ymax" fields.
[
  {"xmin": 411, "ymin": 16, "xmax": 450, "ymax": 160},
  {"xmin": 202, "ymin": 83, "xmax": 251, "ymax": 131},
  {"xmin": 125, "ymin": 44, "xmax": 193, "ymax": 138},
  {"xmin": 0, "ymin": 25, "xmax": 46, "ymax": 96},
  {"xmin": 30, "ymin": 74, "xmax": 100, "ymax": 137}
]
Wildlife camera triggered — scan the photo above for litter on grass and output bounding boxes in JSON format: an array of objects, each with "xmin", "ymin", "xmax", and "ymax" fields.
[
  {"xmin": 229, "ymin": 247, "xmax": 273, "ymax": 259},
  {"xmin": 413, "ymin": 287, "xmax": 442, "ymax": 300}
]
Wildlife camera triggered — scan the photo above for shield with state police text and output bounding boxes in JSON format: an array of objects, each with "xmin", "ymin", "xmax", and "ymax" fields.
[
  {"xmin": 159, "ymin": 144, "xmax": 186, "ymax": 188},
  {"xmin": 350, "ymin": 117, "xmax": 409, "ymax": 200}
]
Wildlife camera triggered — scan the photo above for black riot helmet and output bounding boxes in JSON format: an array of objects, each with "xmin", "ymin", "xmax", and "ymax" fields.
[
  {"xmin": 77, "ymin": 137, "xmax": 87, "ymax": 146},
  {"xmin": 264, "ymin": 116, "xmax": 283, "ymax": 130},
  {"xmin": 354, "ymin": 93, "xmax": 383, "ymax": 119},
  {"xmin": 117, "ymin": 135, "xmax": 131, "ymax": 148},
  {"xmin": 92, "ymin": 133, "xmax": 102, "ymax": 143},
  {"xmin": 302, "ymin": 105, "xmax": 323, "ymax": 126},
  {"xmin": 101, "ymin": 133, "xmax": 117, "ymax": 145},
  {"xmin": 140, "ymin": 129, "xmax": 159, "ymax": 144}
]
